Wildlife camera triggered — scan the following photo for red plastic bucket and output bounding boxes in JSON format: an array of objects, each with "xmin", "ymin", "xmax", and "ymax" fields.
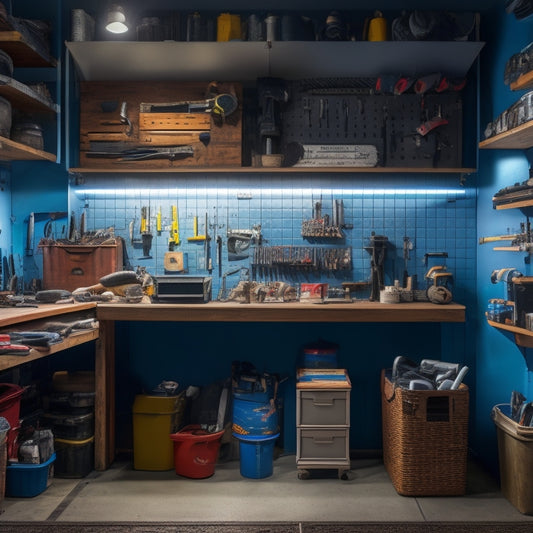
[
  {"xmin": 170, "ymin": 424, "xmax": 225, "ymax": 479},
  {"xmin": 0, "ymin": 383, "xmax": 24, "ymax": 459}
]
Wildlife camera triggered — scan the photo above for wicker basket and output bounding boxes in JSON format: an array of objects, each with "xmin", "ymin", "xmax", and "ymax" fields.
[{"xmin": 381, "ymin": 369, "xmax": 469, "ymax": 496}]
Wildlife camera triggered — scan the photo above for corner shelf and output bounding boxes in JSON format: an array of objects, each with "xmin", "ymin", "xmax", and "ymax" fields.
[
  {"xmin": 0, "ymin": 135, "xmax": 56, "ymax": 161},
  {"xmin": 0, "ymin": 23, "xmax": 59, "ymax": 162},
  {"xmin": 487, "ymin": 319, "xmax": 533, "ymax": 348},
  {"xmin": 0, "ymin": 30, "xmax": 56, "ymax": 68},
  {"xmin": 479, "ymin": 121, "xmax": 533, "ymax": 150},
  {"xmin": 510, "ymin": 70, "xmax": 533, "ymax": 92}
]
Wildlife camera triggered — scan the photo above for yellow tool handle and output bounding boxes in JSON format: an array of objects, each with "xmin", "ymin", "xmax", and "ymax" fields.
[
  {"xmin": 479, "ymin": 234, "xmax": 521, "ymax": 244},
  {"xmin": 170, "ymin": 205, "xmax": 180, "ymax": 245},
  {"xmin": 193, "ymin": 216, "xmax": 198, "ymax": 236},
  {"xmin": 156, "ymin": 208, "xmax": 162, "ymax": 233}
]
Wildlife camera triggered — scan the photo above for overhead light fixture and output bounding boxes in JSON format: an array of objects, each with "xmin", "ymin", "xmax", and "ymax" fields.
[{"xmin": 105, "ymin": 4, "xmax": 128, "ymax": 34}]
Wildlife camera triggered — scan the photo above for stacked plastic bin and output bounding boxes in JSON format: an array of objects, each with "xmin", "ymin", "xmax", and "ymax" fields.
[{"xmin": 42, "ymin": 371, "xmax": 95, "ymax": 478}]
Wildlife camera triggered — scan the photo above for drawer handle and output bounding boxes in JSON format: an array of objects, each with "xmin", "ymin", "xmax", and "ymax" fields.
[
  {"xmin": 312, "ymin": 400, "xmax": 334, "ymax": 406},
  {"xmin": 313, "ymin": 438, "xmax": 334, "ymax": 444}
]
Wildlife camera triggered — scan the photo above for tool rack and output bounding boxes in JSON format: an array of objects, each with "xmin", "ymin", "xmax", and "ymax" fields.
[{"xmin": 295, "ymin": 368, "xmax": 352, "ymax": 480}]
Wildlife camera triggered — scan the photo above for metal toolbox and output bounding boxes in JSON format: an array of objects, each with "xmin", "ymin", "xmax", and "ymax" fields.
[
  {"xmin": 297, "ymin": 428, "xmax": 350, "ymax": 462},
  {"xmin": 296, "ymin": 390, "xmax": 350, "ymax": 427},
  {"xmin": 152, "ymin": 275, "xmax": 212, "ymax": 303}
]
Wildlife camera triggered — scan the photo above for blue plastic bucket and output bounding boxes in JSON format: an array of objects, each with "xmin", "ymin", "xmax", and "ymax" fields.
[
  {"xmin": 232, "ymin": 397, "xmax": 278, "ymax": 436},
  {"xmin": 233, "ymin": 432, "xmax": 279, "ymax": 479}
]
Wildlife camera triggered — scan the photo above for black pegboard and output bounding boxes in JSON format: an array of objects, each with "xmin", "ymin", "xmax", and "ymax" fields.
[{"xmin": 279, "ymin": 82, "xmax": 462, "ymax": 168}]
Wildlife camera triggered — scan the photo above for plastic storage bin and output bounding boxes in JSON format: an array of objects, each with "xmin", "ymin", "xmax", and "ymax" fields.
[
  {"xmin": 0, "ymin": 417, "xmax": 10, "ymax": 509},
  {"xmin": 133, "ymin": 392, "xmax": 186, "ymax": 471},
  {"xmin": 233, "ymin": 432, "xmax": 279, "ymax": 479},
  {"xmin": 492, "ymin": 404, "xmax": 533, "ymax": 514},
  {"xmin": 5, "ymin": 453, "xmax": 56, "ymax": 498},
  {"xmin": 381, "ymin": 369, "xmax": 469, "ymax": 496},
  {"xmin": 0, "ymin": 383, "xmax": 24, "ymax": 459},
  {"xmin": 54, "ymin": 436, "xmax": 94, "ymax": 478},
  {"xmin": 42, "ymin": 411, "xmax": 94, "ymax": 440},
  {"xmin": 170, "ymin": 425, "xmax": 224, "ymax": 479}
]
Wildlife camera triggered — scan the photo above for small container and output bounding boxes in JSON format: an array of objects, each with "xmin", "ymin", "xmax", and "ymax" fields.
[
  {"xmin": 170, "ymin": 425, "xmax": 224, "ymax": 478},
  {"xmin": 6, "ymin": 452, "xmax": 56, "ymax": 498},
  {"xmin": 233, "ymin": 432, "xmax": 279, "ymax": 479},
  {"xmin": 11, "ymin": 121, "xmax": 44, "ymax": 150}
]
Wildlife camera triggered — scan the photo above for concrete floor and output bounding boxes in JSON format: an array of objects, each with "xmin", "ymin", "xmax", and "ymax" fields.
[{"xmin": 2, "ymin": 453, "xmax": 533, "ymax": 524}]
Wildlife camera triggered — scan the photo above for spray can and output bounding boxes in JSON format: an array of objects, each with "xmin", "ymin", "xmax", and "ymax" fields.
[{"xmin": 367, "ymin": 11, "xmax": 387, "ymax": 41}]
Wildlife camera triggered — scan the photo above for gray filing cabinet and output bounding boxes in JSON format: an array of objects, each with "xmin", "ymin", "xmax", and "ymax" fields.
[{"xmin": 296, "ymin": 369, "xmax": 351, "ymax": 480}]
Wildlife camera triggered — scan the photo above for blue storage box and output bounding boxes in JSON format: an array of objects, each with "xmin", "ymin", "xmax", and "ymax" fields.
[{"xmin": 6, "ymin": 452, "xmax": 56, "ymax": 497}]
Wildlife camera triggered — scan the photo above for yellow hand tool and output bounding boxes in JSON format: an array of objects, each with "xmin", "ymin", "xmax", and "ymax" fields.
[
  {"xmin": 169, "ymin": 205, "xmax": 180, "ymax": 249},
  {"xmin": 156, "ymin": 207, "xmax": 162, "ymax": 236},
  {"xmin": 188, "ymin": 215, "xmax": 206, "ymax": 242}
]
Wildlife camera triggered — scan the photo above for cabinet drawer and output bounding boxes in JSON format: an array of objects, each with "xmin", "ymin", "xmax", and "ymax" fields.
[
  {"xmin": 297, "ymin": 428, "xmax": 349, "ymax": 461},
  {"xmin": 297, "ymin": 390, "xmax": 350, "ymax": 426}
]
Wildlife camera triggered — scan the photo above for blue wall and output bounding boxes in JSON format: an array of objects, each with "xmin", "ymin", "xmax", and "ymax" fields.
[{"xmin": 476, "ymin": 11, "xmax": 533, "ymax": 473}]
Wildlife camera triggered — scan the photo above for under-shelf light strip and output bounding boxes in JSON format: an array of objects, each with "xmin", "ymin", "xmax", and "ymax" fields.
[{"xmin": 74, "ymin": 188, "xmax": 466, "ymax": 198}]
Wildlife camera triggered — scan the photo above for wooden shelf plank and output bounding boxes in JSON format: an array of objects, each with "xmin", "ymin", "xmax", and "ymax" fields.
[
  {"xmin": 68, "ymin": 166, "xmax": 476, "ymax": 175},
  {"xmin": 0, "ymin": 30, "xmax": 56, "ymax": 68},
  {"xmin": 495, "ymin": 199, "xmax": 533, "ymax": 210},
  {"xmin": 479, "ymin": 121, "xmax": 533, "ymax": 150},
  {"xmin": 0, "ymin": 329, "xmax": 98, "ymax": 372},
  {"xmin": 487, "ymin": 319, "xmax": 533, "ymax": 348},
  {"xmin": 0, "ymin": 74, "xmax": 58, "ymax": 113},
  {"xmin": 511, "ymin": 70, "xmax": 533, "ymax": 91},
  {"xmin": 0, "ymin": 135, "xmax": 56, "ymax": 161}
]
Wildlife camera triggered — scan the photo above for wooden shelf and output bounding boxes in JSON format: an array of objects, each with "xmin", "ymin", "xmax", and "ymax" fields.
[
  {"xmin": 0, "ymin": 135, "xmax": 55, "ymax": 161},
  {"xmin": 479, "ymin": 121, "xmax": 533, "ymax": 150},
  {"xmin": 96, "ymin": 301, "xmax": 466, "ymax": 324},
  {"xmin": 511, "ymin": 70, "xmax": 533, "ymax": 91},
  {"xmin": 0, "ymin": 302, "xmax": 98, "ymax": 371},
  {"xmin": 0, "ymin": 74, "xmax": 58, "ymax": 113},
  {"xmin": 69, "ymin": 166, "xmax": 476, "ymax": 175},
  {"xmin": 487, "ymin": 319, "xmax": 533, "ymax": 348},
  {"xmin": 0, "ymin": 329, "xmax": 98, "ymax": 372},
  {"xmin": 495, "ymin": 199, "xmax": 533, "ymax": 210},
  {"xmin": 0, "ymin": 30, "xmax": 56, "ymax": 68}
]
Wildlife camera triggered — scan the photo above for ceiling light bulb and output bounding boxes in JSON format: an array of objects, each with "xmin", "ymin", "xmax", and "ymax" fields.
[{"xmin": 105, "ymin": 5, "xmax": 128, "ymax": 34}]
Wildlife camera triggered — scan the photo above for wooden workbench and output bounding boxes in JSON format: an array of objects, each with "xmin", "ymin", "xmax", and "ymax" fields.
[
  {"xmin": 94, "ymin": 300, "xmax": 465, "ymax": 470},
  {"xmin": 0, "ymin": 302, "xmax": 98, "ymax": 372}
]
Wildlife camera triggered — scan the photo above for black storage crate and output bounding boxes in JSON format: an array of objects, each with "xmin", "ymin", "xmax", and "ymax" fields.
[
  {"xmin": 54, "ymin": 437, "xmax": 94, "ymax": 478},
  {"xmin": 42, "ymin": 411, "xmax": 94, "ymax": 440}
]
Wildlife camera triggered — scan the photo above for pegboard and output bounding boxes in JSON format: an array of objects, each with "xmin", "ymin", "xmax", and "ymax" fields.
[{"xmin": 279, "ymin": 81, "xmax": 462, "ymax": 168}]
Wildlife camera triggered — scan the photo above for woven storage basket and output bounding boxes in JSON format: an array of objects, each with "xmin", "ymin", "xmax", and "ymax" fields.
[{"xmin": 381, "ymin": 369, "xmax": 469, "ymax": 496}]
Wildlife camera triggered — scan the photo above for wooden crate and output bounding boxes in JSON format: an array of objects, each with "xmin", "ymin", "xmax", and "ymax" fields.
[
  {"xmin": 79, "ymin": 81, "xmax": 242, "ymax": 169},
  {"xmin": 41, "ymin": 242, "xmax": 123, "ymax": 291}
]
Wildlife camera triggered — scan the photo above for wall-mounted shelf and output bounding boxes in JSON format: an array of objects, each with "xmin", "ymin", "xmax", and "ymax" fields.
[
  {"xmin": 68, "ymin": 166, "xmax": 476, "ymax": 175},
  {"xmin": 495, "ymin": 199, "xmax": 533, "ymax": 210},
  {"xmin": 510, "ymin": 70, "xmax": 533, "ymax": 91},
  {"xmin": 487, "ymin": 319, "xmax": 533, "ymax": 348},
  {"xmin": 479, "ymin": 120, "xmax": 533, "ymax": 150},
  {"xmin": 65, "ymin": 41, "xmax": 484, "ymax": 82},
  {"xmin": 0, "ymin": 74, "xmax": 58, "ymax": 113},
  {"xmin": 0, "ymin": 30, "xmax": 56, "ymax": 68},
  {"xmin": 0, "ymin": 135, "xmax": 56, "ymax": 161}
]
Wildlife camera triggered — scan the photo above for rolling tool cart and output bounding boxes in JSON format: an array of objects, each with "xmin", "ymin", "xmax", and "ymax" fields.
[{"xmin": 295, "ymin": 369, "xmax": 351, "ymax": 480}]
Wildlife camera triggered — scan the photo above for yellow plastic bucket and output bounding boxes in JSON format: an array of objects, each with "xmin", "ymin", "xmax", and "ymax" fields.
[{"xmin": 132, "ymin": 393, "xmax": 185, "ymax": 471}]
